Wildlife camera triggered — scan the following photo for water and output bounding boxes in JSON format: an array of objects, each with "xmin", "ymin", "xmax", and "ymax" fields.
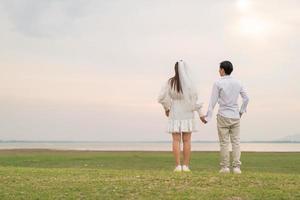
[{"xmin": 0, "ymin": 142, "xmax": 299, "ymax": 152}]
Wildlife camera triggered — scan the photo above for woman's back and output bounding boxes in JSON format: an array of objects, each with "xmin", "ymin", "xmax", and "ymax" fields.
[{"xmin": 158, "ymin": 61, "xmax": 203, "ymax": 133}]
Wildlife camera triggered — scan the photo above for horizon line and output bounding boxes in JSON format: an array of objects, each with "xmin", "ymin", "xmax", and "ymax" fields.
[{"xmin": 0, "ymin": 140, "xmax": 299, "ymax": 143}]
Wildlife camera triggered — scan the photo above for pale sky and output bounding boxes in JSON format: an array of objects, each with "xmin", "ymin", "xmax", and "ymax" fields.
[{"xmin": 0, "ymin": 0, "xmax": 299, "ymax": 141}]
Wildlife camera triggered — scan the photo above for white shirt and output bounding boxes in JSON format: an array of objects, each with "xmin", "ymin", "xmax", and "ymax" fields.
[{"xmin": 205, "ymin": 75, "xmax": 249, "ymax": 121}]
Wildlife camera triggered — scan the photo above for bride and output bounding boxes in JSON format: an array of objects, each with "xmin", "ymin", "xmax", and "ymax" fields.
[{"xmin": 158, "ymin": 60, "xmax": 203, "ymax": 172}]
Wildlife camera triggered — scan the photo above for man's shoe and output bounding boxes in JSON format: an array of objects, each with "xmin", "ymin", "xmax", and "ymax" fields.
[
  {"xmin": 174, "ymin": 165, "xmax": 182, "ymax": 172},
  {"xmin": 219, "ymin": 167, "xmax": 230, "ymax": 174},
  {"xmin": 233, "ymin": 167, "xmax": 242, "ymax": 174},
  {"xmin": 182, "ymin": 165, "xmax": 191, "ymax": 172}
]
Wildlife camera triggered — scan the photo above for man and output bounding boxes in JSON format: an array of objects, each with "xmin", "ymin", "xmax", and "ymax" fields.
[{"xmin": 201, "ymin": 61, "xmax": 249, "ymax": 174}]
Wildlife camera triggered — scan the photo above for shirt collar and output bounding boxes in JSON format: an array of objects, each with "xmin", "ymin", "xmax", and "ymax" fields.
[{"xmin": 221, "ymin": 75, "xmax": 232, "ymax": 79}]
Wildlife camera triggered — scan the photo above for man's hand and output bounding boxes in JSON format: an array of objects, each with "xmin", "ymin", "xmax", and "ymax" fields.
[
  {"xmin": 200, "ymin": 116, "xmax": 207, "ymax": 124},
  {"xmin": 165, "ymin": 110, "xmax": 170, "ymax": 117}
]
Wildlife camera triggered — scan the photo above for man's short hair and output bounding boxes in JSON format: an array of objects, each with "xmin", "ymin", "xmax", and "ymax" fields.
[{"xmin": 220, "ymin": 61, "xmax": 233, "ymax": 75}]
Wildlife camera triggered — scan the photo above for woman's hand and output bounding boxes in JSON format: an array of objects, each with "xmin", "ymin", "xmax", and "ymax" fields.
[{"xmin": 165, "ymin": 110, "xmax": 170, "ymax": 117}]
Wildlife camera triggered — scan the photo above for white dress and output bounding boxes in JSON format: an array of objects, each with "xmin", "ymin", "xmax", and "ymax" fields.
[{"xmin": 158, "ymin": 81, "xmax": 203, "ymax": 133}]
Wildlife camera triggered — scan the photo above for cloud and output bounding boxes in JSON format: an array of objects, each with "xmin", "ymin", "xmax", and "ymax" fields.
[{"xmin": 0, "ymin": 0, "xmax": 93, "ymax": 38}]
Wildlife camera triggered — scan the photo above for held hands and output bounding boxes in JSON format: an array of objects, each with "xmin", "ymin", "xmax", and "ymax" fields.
[
  {"xmin": 165, "ymin": 110, "xmax": 170, "ymax": 117},
  {"xmin": 200, "ymin": 116, "xmax": 207, "ymax": 124}
]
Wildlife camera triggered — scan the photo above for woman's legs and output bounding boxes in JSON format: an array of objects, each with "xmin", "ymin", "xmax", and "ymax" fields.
[
  {"xmin": 182, "ymin": 132, "xmax": 192, "ymax": 166},
  {"xmin": 172, "ymin": 133, "xmax": 181, "ymax": 166}
]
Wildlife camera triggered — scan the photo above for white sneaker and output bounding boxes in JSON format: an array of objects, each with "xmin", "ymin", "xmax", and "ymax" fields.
[
  {"xmin": 233, "ymin": 167, "xmax": 242, "ymax": 174},
  {"xmin": 182, "ymin": 165, "xmax": 191, "ymax": 172},
  {"xmin": 219, "ymin": 167, "xmax": 230, "ymax": 174},
  {"xmin": 174, "ymin": 165, "xmax": 182, "ymax": 172}
]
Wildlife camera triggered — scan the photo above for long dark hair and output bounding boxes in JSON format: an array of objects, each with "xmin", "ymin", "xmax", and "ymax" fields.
[{"xmin": 168, "ymin": 62, "xmax": 183, "ymax": 93}]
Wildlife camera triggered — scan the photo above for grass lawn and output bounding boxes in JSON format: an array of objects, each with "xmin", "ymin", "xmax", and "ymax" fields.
[{"xmin": 0, "ymin": 150, "xmax": 299, "ymax": 199}]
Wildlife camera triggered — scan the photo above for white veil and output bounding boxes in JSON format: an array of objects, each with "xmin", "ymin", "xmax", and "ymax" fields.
[{"xmin": 177, "ymin": 60, "xmax": 198, "ymax": 106}]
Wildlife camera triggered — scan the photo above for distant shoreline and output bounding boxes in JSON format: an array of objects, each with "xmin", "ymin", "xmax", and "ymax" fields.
[
  {"xmin": 0, "ymin": 149, "xmax": 299, "ymax": 153},
  {"xmin": 1, "ymin": 140, "xmax": 299, "ymax": 143},
  {"xmin": 1, "ymin": 141, "xmax": 299, "ymax": 152}
]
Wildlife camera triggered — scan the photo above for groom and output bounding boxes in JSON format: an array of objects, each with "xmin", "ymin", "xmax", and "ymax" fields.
[{"xmin": 201, "ymin": 61, "xmax": 249, "ymax": 174}]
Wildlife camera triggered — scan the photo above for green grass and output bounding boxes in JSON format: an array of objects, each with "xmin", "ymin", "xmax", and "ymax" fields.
[{"xmin": 0, "ymin": 150, "xmax": 299, "ymax": 200}]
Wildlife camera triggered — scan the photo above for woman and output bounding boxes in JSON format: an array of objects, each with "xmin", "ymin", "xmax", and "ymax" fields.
[{"xmin": 158, "ymin": 60, "xmax": 203, "ymax": 172}]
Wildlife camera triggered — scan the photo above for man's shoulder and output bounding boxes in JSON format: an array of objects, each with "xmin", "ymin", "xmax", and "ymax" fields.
[{"xmin": 216, "ymin": 76, "xmax": 243, "ymax": 87}]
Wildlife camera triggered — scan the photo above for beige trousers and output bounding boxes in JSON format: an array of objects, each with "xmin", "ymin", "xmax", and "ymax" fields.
[{"xmin": 217, "ymin": 114, "xmax": 241, "ymax": 168}]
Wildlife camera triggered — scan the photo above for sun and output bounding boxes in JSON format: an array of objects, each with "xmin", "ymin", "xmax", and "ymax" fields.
[
  {"xmin": 237, "ymin": 0, "xmax": 250, "ymax": 11},
  {"xmin": 236, "ymin": 0, "xmax": 270, "ymax": 37}
]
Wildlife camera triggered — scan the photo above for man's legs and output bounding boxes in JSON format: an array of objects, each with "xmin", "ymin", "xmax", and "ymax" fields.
[
  {"xmin": 230, "ymin": 119, "xmax": 242, "ymax": 168},
  {"xmin": 217, "ymin": 115, "xmax": 230, "ymax": 169}
]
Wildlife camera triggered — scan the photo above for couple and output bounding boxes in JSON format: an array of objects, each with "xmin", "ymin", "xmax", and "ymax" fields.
[{"xmin": 158, "ymin": 60, "xmax": 249, "ymax": 174}]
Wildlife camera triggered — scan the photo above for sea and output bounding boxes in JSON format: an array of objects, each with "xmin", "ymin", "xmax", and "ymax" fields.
[{"xmin": 0, "ymin": 141, "xmax": 299, "ymax": 152}]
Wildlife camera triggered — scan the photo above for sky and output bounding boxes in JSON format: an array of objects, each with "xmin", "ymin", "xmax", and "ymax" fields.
[{"xmin": 0, "ymin": 0, "xmax": 300, "ymax": 141}]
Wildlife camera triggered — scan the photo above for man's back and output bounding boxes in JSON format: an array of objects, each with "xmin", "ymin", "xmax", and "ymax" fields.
[
  {"xmin": 205, "ymin": 75, "xmax": 249, "ymax": 121},
  {"xmin": 217, "ymin": 76, "xmax": 245, "ymax": 119}
]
